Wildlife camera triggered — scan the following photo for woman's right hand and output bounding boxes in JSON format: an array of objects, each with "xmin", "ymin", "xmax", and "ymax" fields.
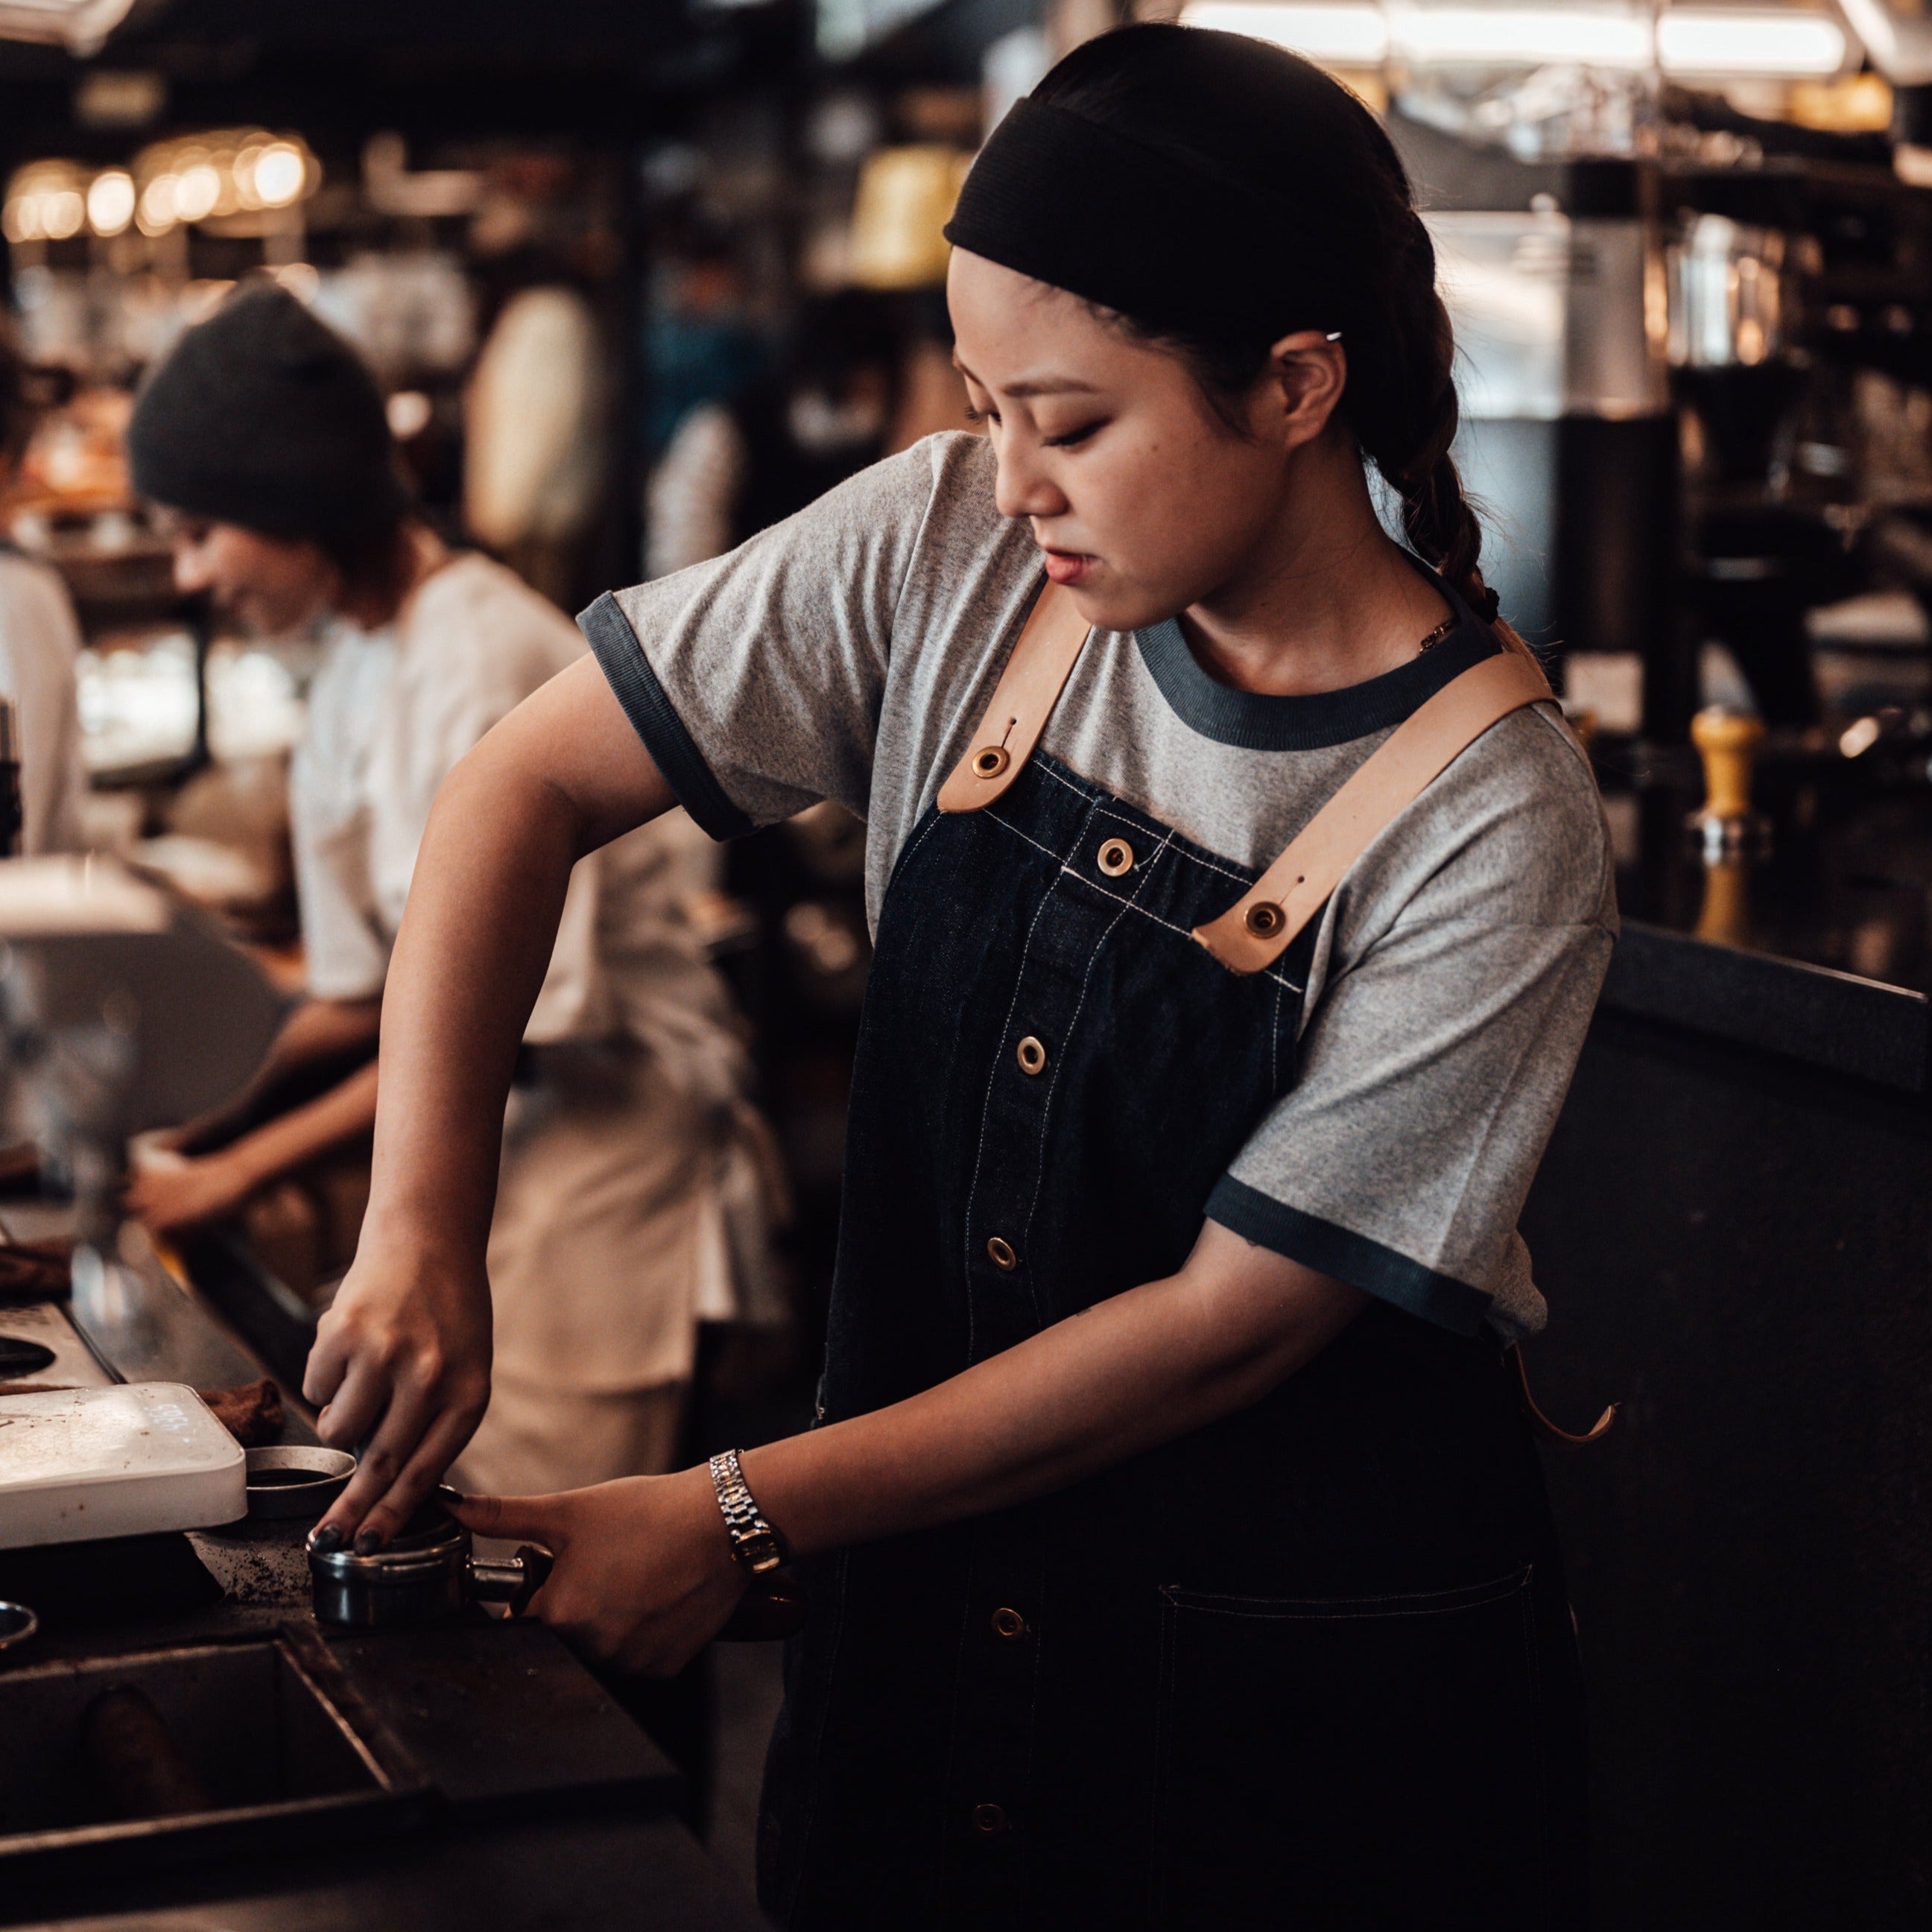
[{"xmin": 303, "ymin": 1238, "xmax": 493, "ymax": 1552}]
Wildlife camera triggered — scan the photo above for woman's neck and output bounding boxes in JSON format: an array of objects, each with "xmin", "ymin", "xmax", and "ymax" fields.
[
  {"xmin": 338, "ymin": 521, "xmax": 451, "ymax": 633},
  {"xmin": 1179, "ymin": 433, "xmax": 1452, "ymax": 699}
]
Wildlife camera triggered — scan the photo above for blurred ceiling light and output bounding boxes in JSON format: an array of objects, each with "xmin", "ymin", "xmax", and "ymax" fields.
[
  {"xmin": 1658, "ymin": 9, "xmax": 1846, "ymax": 77},
  {"xmin": 251, "ymin": 142, "xmax": 308, "ymax": 209},
  {"xmin": 86, "ymin": 168, "xmax": 135, "ymax": 235},
  {"xmin": 1393, "ymin": 5, "xmax": 1653, "ymax": 69},
  {"xmin": 136, "ymin": 173, "xmax": 177, "ymax": 235},
  {"xmin": 174, "ymin": 161, "xmax": 221, "ymax": 223},
  {"xmin": 39, "ymin": 186, "xmax": 85, "ymax": 240},
  {"xmin": 1179, "ymin": 1, "xmax": 1388, "ymax": 62},
  {"xmin": 127, "ymin": 131, "xmax": 317, "ymax": 235},
  {"xmin": 3, "ymin": 160, "xmax": 89, "ymax": 245},
  {"xmin": 1189, "ymin": 1, "xmax": 1851, "ymax": 79}
]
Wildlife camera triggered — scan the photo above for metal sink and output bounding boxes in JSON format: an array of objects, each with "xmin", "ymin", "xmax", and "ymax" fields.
[{"xmin": 0, "ymin": 1627, "xmax": 430, "ymax": 1890}]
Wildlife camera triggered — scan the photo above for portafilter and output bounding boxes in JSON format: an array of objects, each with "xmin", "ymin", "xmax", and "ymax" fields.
[{"xmin": 307, "ymin": 1502, "xmax": 550, "ymax": 1628}]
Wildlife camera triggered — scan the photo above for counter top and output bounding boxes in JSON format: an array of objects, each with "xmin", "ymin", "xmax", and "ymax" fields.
[
  {"xmin": 1594, "ymin": 757, "xmax": 1932, "ymax": 1093},
  {"xmin": 0, "ymin": 1212, "xmax": 768, "ymax": 1932}
]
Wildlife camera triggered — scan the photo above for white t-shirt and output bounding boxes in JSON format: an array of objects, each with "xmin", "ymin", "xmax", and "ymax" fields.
[
  {"xmin": 290, "ymin": 550, "xmax": 743, "ymax": 1102},
  {"xmin": 0, "ymin": 550, "xmax": 86, "ymax": 856}
]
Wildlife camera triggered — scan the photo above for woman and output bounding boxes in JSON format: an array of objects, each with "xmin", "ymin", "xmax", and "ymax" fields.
[
  {"xmin": 311, "ymin": 31, "xmax": 1613, "ymax": 1928},
  {"xmin": 123, "ymin": 284, "xmax": 776, "ymax": 1494}
]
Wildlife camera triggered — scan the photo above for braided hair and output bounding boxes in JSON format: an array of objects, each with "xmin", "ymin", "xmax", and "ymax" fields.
[{"xmin": 1033, "ymin": 25, "xmax": 1490, "ymax": 615}]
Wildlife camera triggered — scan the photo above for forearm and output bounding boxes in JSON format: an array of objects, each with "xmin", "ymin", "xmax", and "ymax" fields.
[
  {"xmin": 743, "ymin": 1224, "xmax": 1364, "ymax": 1559},
  {"xmin": 268, "ymin": 995, "xmax": 386, "ymax": 1070},
  {"xmin": 222, "ymin": 1060, "xmax": 380, "ymax": 1191},
  {"xmin": 362, "ymin": 747, "xmax": 580, "ymax": 1261},
  {"xmin": 175, "ymin": 997, "xmax": 381, "ymax": 1153}
]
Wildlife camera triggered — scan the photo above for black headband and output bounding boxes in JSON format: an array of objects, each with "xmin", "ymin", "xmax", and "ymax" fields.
[{"xmin": 943, "ymin": 96, "xmax": 1341, "ymax": 345}]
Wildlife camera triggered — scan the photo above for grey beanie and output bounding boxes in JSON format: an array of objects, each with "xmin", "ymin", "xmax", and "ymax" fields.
[{"xmin": 127, "ymin": 283, "xmax": 411, "ymax": 540}]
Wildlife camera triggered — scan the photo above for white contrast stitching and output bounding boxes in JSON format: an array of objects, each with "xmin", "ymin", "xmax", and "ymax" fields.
[
  {"xmin": 1019, "ymin": 825, "xmax": 1177, "ymax": 1249},
  {"xmin": 982, "ymin": 808, "xmax": 1306, "ymax": 994},
  {"xmin": 961, "ymin": 829, "xmax": 1071, "ymax": 1337}
]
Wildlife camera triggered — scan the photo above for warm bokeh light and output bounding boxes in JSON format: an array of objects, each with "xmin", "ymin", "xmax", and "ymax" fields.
[
  {"xmin": 252, "ymin": 143, "xmax": 306, "ymax": 209},
  {"xmin": 174, "ymin": 161, "xmax": 221, "ymax": 223},
  {"xmin": 1656, "ymin": 8, "xmax": 1847, "ymax": 78},
  {"xmin": 86, "ymin": 168, "xmax": 136, "ymax": 236},
  {"xmin": 39, "ymin": 187, "xmax": 86, "ymax": 241},
  {"xmin": 1180, "ymin": 1, "xmax": 1853, "ymax": 80},
  {"xmin": 136, "ymin": 173, "xmax": 178, "ymax": 235}
]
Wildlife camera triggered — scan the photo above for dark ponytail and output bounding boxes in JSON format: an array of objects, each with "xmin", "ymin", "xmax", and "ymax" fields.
[{"xmin": 1031, "ymin": 25, "xmax": 1492, "ymax": 615}]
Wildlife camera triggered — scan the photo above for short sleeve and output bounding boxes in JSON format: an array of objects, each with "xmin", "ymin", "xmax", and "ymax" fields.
[
  {"xmin": 1206, "ymin": 716, "xmax": 1615, "ymax": 1339},
  {"xmin": 580, "ymin": 440, "xmax": 950, "ymax": 839}
]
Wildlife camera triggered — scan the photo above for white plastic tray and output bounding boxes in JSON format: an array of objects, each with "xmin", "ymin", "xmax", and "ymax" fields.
[{"xmin": 0, "ymin": 1383, "xmax": 247, "ymax": 1548}]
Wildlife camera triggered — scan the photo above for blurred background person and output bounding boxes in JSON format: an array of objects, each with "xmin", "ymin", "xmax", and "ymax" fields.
[
  {"xmin": 120, "ymin": 282, "xmax": 781, "ymax": 1492},
  {"xmin": 646, "ymin": 288, "xmax": 902, "ymax": 577}
]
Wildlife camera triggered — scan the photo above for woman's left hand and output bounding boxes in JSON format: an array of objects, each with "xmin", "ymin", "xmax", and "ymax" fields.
[
  {"xmin": 449, "ymin": 1467, "xmax": 748, "ymax": 1676},
  {"xmin": 125, "ymin": 1150, "xmax": 256, "ymax": 1236}
]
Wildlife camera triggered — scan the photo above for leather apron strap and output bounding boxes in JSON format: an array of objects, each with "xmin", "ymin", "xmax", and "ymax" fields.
[
  {"xmin": 1193, "ymin": 623, "xmax": 1555, "ymax": 973},
  {"xmin": 935, "ymin": 585, "xmax": 1559, "ymax": 980},
  {"xmin": 938, "ymin": 580, "xmax": 1092, "ymax": 814}
]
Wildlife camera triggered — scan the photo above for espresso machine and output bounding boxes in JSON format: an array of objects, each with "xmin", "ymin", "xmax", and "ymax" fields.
[{"xmin": 1399, "ymin": 110, "xmax": 1932, "ymax": 746}]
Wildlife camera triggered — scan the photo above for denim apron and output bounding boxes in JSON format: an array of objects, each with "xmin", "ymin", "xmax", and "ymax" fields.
[{"xmin": 759, "ymin": 586, "xmax": 1588, "ymax": 1931}]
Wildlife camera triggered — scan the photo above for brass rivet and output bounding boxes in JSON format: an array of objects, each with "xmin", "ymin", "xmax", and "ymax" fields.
[
  {"xmin": 1244, "ymin": 902, "xmax": 1285, "ymax": 938},
  {"xmin": 1097, "ymin": 837, "xmax": 1134, "ymax": 877},
  {"xmin": 1016, "ymin": 1035, "xmax": 1047, "ymax": 1076},
  {"xmin": 972, "ymin": 746, "xmax": 1010, "ymax": 779},
  {"xmin": 986, "ymin": 1235, "xmax": 1019, "ymax": 1271},
  {"xmin": 991, "ymin": 1606, "xmax": 1029, "ymax": 1641},
  {"xmin": 972, "ymin": 1802, "xmax": 1009, "ymax": 1834}
]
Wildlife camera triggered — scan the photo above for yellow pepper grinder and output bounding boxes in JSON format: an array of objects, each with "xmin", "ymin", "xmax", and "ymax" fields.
[{"xmin": 1688, "ymin": 706, "xmax": 1770, "ymax": 864}]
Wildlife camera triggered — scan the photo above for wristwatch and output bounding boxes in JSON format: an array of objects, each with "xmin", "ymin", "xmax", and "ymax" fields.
[{"xmin": 708, "ymin": 1448, "xmax": 786, "ymax": 1576}]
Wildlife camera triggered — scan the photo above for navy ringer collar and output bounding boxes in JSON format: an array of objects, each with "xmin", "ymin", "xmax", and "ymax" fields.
[{"xmin": 1133, "ymin": 553, "xmax": 1499, "ymax": 752}]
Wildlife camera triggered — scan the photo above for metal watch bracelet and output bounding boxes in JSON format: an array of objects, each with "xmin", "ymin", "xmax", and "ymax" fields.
[{"xmin": 709, "ymin": 1448, "xmax": 786, "ymax": 1576}]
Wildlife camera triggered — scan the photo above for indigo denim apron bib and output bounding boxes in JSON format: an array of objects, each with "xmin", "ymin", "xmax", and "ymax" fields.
[{"xmin": 758, "ymin": 585, "xmax": 1588, "ymax": 1931}]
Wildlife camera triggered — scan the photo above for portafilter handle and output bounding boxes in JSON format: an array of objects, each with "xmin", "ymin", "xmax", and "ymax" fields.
[
  {"xmin": 464, "ymin": 1545, "xmax": 808, "ymax": 1636},
  {"xmin": 470, "ymin": 1545, "xmax": 554, "ymax": 1618}
]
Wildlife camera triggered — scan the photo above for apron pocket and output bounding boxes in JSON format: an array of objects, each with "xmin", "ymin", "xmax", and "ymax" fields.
[{"xmin": 1152, "ymin": 1567, "xmax": 1553, "ymax": 1932}]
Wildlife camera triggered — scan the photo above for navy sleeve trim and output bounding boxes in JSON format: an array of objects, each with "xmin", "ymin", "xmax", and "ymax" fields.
[
  {"xmin": 578, "ymin": 591, "xmax": 756, "ymax": 843},
  {"xmin": 1205, "ymin": 1175, "xmax": 1492, "ymax": 1336}
]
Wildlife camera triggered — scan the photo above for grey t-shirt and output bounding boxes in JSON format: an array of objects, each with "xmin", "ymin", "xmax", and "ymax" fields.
[{"xmin": 583, "ymin": 432, "xmax": 1615, "ymax": 1342}]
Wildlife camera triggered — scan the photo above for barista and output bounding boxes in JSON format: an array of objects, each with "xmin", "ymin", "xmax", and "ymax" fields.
[
  {"xmin": 123, "ymin": 285, "xmax": 776, "ymax": 1492},
  {"xmin": 0, "ymin": 335, "xmax": 86, "ymax": 855},
  {"xmin": 308, "ymin": 30, "xmax": 1615, "ymax": 1928}
]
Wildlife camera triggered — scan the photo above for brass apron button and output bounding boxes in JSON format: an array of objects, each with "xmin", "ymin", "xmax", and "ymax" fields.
[
  {"xmin": 986, "ymin": 1235, "xmax": 1019, "ymax": 1271},
  {"xmin": 1244, "ymin": 900, "xmax": 1285, "ymax": 938},
  {"xmin": 972, "ymin": 1802, "xmax": 1009, "ymax": 1834},
  {"xmin": 990, "ymin": 1606, "xmax": 1029, "ymax": 1641},
  {"xmin": 972, "ymin": 745, "xmax": 1011, "ymax": 779},
  {"xmin": 1096, "ymin": 837, "xmax": 1134, "ymax": 877},
  {"xmin": 1015, "ymin": 1035, "xmax": 1047, "ymax": 1076}
]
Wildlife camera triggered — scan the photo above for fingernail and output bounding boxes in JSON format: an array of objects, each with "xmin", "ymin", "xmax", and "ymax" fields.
[
  {"xmin": 354, "ymin": 1528, "xmax": 381, "ymax": 1556},
  {"xmin": 310, "ymin": 1525, "xmax": 343, "ymax": 1553},
  {"xmin": 436, "ymin": 1483, "xmax": 466, "ymax": 1507}
]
